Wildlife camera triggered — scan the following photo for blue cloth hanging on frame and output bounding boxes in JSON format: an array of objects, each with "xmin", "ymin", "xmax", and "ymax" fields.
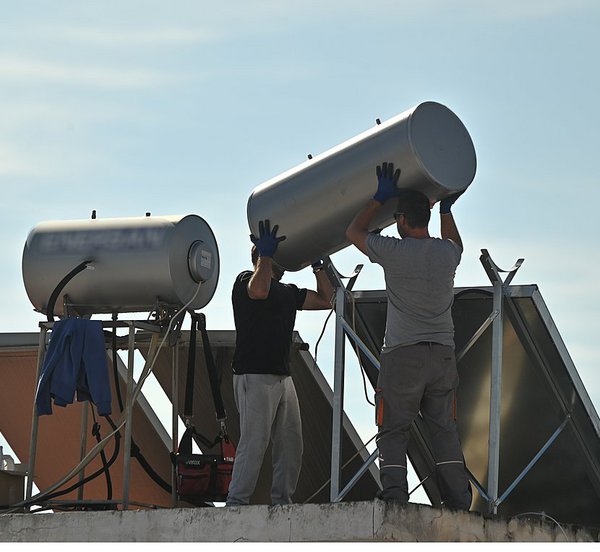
[{"xmin": 35, "ymin": 318, "xmax": 112, "ymax": 416}]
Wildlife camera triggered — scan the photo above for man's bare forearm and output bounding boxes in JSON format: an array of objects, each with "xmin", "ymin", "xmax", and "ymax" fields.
[
  {"xmin": 346, "ymin": 199, "xmax": 381, "ymax": 255},
  {"xmin": 248, "ymin": 256, "xmax": 273, "ymax": 299},
  {"xmin": 440, "ymin": 212, "xmax": 463, "ymax": 251}
]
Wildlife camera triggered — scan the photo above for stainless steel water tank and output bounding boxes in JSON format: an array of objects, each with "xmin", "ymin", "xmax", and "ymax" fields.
[
  {"xmin": 247, "ymin": 101, "xmax": 476, "ymax": 271},
  {"xmin": 22, "ymin": 214, "xmax": 219, "ymax": 315}
]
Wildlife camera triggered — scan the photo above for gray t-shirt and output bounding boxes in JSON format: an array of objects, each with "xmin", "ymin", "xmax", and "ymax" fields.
[{"xmin": 366, "ymin": 233, "xmax": 461, "ymax": 350}]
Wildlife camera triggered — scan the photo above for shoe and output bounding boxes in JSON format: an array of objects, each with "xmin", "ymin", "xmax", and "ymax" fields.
[{"xmin": 376, "ymin": 489, "xmax": 408, "ymax": 503}]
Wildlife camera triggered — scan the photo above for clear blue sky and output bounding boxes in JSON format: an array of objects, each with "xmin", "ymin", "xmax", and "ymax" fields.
[{"xmin": 1, "ymin": 1, "xmax": 599, "ymax": 493}]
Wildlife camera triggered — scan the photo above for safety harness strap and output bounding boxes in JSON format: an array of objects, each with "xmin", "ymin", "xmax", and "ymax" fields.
[
  {"xmin": 197, "ymin": 313, "xmax": 227, "ymax": 422},
  {"xmin": 183, "ymin": 314, "xmax": 198, "ymax": 421},
  {"xmin": 178, "ymin": 312, "xmax": 228, "ymax": 457}
]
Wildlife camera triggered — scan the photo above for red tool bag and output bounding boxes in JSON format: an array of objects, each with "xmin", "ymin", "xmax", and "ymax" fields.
[
  {"xmin": 173, "ymin": 313, "xmax": 235, "ymax": 504},
  {"xmin": 175, "ymin": 427, "xmax": 235, "ymax": 503}
]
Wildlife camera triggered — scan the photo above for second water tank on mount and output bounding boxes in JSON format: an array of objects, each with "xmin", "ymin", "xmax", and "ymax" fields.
[{"xmin": 22, "ymin": 214, "xmax": 219, "ymax": 315}]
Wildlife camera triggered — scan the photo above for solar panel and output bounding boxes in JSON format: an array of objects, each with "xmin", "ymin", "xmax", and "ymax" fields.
[{"xmin": 348, "ymin": 284, "xmax": 600, "ymax": 526}]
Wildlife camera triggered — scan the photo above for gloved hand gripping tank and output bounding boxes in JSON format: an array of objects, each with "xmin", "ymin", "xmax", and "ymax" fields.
[
  {"xmin": 247, "ymin": 101, "xmax": 477, "ymax": 271},
  {"xmin": 22, "ymin": 214, "xmax": 219, "ymax": 316}
]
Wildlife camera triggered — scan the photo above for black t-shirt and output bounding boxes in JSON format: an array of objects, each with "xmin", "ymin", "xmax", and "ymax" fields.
[{"xmin": 231, "ymin": 270, "xmax": 308, "ymax": 375}]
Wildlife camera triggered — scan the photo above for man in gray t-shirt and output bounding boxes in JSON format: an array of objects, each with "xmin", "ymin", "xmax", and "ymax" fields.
[
  {"xmin": 346, "ymin": 162, "xmax": 471, "ymax": 510},
  {"xmin": 366, "ymin": 233, "xmax": 461, "ymax": 349}
]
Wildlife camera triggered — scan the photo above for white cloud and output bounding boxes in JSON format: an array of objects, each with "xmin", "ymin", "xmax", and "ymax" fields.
[
  {"xmin": 10, "ymin": 0, "xmax": 592, "ymax": 50},
  {"xmin": 0, "ymin": 55, "xmax": 179, "ymax": 88},
  {"xmin": 35, "ymin": 26, "xmax": 220, "ymax": 47},
  {"xmin": 199, "ymin": 0, "xmax": 598, "ymax": 24},
  {"xmin": 467, "ymin": 0, "xmax": 597, "ymax": 19},
  {"xmin": 0, "ymin": 137, "xmax": 101, "ymax": 180},
  {"xmin": 0, "ymin": 144, "xmax": 30, "ymax": 177}
]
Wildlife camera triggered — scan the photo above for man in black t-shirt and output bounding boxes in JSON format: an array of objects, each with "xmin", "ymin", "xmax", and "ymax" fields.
[{"xmin": 226, "ymin": 220, "xmax": 333, "ymax": 506}]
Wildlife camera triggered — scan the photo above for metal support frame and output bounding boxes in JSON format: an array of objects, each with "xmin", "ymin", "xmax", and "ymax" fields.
[
  {"xmin": 479, "ymin": 248, "xmax": 523, "ymax": 514},
  {"xmin": 333, "ymin": 449, "xmax": 379, "ymax": 503},
  {"xmin": 327, "ymin": 259, "xmax": 384, "ymax": 502},
  {"xmin": 25, "ymin": 325, "xmax": 48, "ymax": 505},
  {"xmin": 76, "ymin": 403, "xmax": 89, "ymax": 501},
  {"xmin": 122, "ymin": 322, "xmax": 136, "ymax": 509},
  {"xmin": 26, "ymin": 317, "xmax": 171, "ymax": 511},
  {"xmin": 171, "ymin": 344, "xmax": 179, "ymax": 507},
  {"xmin": 449, "ymin": 252, "xmax": 578, "ymax": 514},
  {"xmin": 330, "ymin": 283, "xmax": 346, "ymax": 500},
  {"xmin": 496, "ymin": 415, "xmax": 570, "ymax": 507},
  {"xmin": 326, "ymin": 248, "xmax": 569, "ymax": 513}
]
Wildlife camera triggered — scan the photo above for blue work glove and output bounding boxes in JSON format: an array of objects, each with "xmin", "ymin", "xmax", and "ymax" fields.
[
  {"xmin": 250, "ymin": 219, "xmax": 286, "ymax": 258},
  {"xmin": 373, "ymin": 162, "xmax": 401, "ymax": 204},
  {"xmin": 439, "ymin": 191, "xmax": 464, "ymax": 214}
]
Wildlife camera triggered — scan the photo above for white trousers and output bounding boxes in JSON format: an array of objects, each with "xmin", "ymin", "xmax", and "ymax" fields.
[{"xmin": 226, "ymin": 373, "xmax": 303, "ymax": 506}]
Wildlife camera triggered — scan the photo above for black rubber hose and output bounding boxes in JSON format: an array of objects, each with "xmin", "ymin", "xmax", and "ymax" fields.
[
  {"xmin": 91, "ymin": 415, "xmax": 113, "ymax": 500},
  {"xmin": 42, "ymin": 415, "xmax": 121, "ymax": 502},
  {"xmin": 46, "ymin": 260, "xmax": 92, "ymax": 322}
]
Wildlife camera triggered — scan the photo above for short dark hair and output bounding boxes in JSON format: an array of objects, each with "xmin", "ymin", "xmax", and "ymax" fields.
[
  {"xmin": 396, "ymin": 189, "xmax": 431, "ymax": 228},
  {"xmin": 251, "ymin": 245, "xmax": 259, "ymax": 265}
]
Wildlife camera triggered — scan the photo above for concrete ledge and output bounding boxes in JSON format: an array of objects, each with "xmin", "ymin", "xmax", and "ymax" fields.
[{"xmin": 1, "ymin": 500, "xmax": 598, "ymax": 542}]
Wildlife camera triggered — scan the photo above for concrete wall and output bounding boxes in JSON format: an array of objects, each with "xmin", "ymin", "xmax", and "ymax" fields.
[{"xmin": 1, "ymin": 501, "xmax": 598, "ymax": 542}]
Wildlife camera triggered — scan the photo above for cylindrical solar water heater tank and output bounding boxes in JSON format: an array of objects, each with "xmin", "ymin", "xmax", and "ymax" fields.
[
  {"xmin": 22, "ymin": 214, "xmax": 219, "ymax": 315},
  {"xmin": 247, "ymin": 101, "xmax": 476, "ymax": 271}
]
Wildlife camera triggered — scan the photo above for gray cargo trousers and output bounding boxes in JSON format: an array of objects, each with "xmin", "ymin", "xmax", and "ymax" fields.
[
  {"xmin": 376, "ymin": 342, "xmax": 471, "ymax": 510},
  {"xmin": 226, "ymin": 373, "xmax": 303, "ymax": 506}
]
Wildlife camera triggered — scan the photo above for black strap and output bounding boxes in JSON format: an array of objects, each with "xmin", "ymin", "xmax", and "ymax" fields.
[
  {"xmin": 178, "ymin": 313, "xmax": 228, "ymax": 455},
  {"xmin": 197, "ymin": 313, "xmax": 227, "ymax": 422},
  {"xmin": 183, "ymin": 314, "xmax": 198, "ymax": 421},
  {"xmin": 176, "ymin": 426, "xmax": 220, "ymax": 458}
]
